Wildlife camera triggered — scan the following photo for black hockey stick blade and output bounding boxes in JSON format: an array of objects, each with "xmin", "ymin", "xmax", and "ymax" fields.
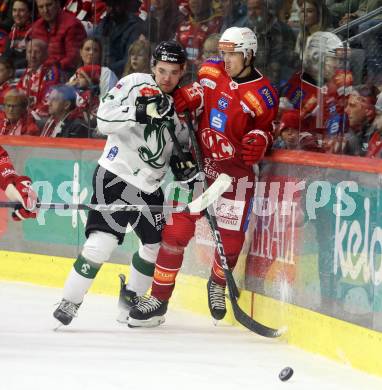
[{"xmin": 225, "ymin": 270, "xmax": 285, "ymax": 338}]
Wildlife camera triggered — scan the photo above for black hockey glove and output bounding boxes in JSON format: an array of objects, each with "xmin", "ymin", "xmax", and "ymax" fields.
[
  {"xmin": 135, "ymin": 94, "xmax": 174, "ymax": 125},
  {"xmin": 169, "ymin": 152, "xmax": 200, "ymax": 182}
]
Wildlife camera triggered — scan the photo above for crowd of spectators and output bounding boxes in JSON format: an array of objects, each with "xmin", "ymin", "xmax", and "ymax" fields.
[{"xmin": 0, "ymin": 0, "xmax": 380, "ymax": 158}]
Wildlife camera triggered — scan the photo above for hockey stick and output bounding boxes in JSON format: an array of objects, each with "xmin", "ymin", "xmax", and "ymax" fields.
[
  {"xmin": 184, "ymin": 111, "xmax": 284, "ymax": 338},
  {"xmin": 0, "ymin": 174, "xmax": 231, "ymax": 214}
]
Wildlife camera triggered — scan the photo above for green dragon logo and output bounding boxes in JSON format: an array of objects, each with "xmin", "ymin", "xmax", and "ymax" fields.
[{"xmin": 138, "ymin": 120, "xmax": 174, "ymax": 169}]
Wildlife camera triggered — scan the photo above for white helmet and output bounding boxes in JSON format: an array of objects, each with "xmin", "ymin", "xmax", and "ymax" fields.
[
  {"xmin": 303, "ymin": 31, "xmax": 346, "ymax": 72},
  {"xmin": 218, "ymin": 27, "xmax": 257, "ymax": 60}
]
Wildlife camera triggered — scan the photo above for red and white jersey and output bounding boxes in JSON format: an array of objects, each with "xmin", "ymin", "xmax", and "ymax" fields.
[
  {"xmin": 0, "ymin": 146, "xmax": 17, "ymax": 191},
  {"xmin": 196, "ymin": 59, "xmax": 278, "ymax": 183},
  {"xmin": 282, "ymin": 70, "xmax": 352, "ymax": 135}
]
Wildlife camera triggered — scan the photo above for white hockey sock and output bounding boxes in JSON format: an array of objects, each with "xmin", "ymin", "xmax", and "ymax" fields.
[
  {"xmin": 127, "ymin": 252, "xmax": 154, "ymax": 295},
  {"xmin": 63, "ymin": 266, "xmax": 94, "ymax": 304}
]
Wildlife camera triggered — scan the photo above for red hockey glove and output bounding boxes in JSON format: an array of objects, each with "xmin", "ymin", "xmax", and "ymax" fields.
[
  {"xmin": 173, "ymin": 82, "xmax": 203, "ymax": 114},
  {"xmin": 241, "ymin": 130, "xmax": 270, "ymax": 165},
  {"xmin": 5, "ymin": 176, "xmax": 38, "ymax": 221}
]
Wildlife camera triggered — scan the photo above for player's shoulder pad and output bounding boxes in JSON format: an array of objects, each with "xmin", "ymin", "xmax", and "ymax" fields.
[
  {"xmin": 198, "ymin": 60, "xmax": 224, "ymax": 81},
  {"xmin": 242, "ymin": 83, "xmax": 278, "ymax": 116}
]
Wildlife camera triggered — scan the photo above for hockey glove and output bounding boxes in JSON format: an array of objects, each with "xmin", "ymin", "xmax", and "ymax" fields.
[
  {"xmin": 170, "ymin": 152, "xmax": 199, "ymax": 182},
  {"xmin": 241, "ymin": 130, "xmax": 270, "ymax": 166},
  {"xmin": 5, "ymin": 176, "xmax": 38, "ymax": 221},
  {"xmin": 135, "ymin": 94, "xmax": 174, "ymax": 125},
  {"xmin": 173, "ymin": 82, "xmax": 203, "ymax": 114}
]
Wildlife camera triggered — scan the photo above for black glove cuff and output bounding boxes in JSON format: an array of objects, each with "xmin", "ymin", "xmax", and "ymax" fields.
[{"xmin": 135, "ymin": 102, "xmax": 148, "ymax": 124}]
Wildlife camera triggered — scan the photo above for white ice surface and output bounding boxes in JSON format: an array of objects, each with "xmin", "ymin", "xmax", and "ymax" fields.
[{"xmin": 1, "ymin": 281, "xmax": 382, "ymax": 390}]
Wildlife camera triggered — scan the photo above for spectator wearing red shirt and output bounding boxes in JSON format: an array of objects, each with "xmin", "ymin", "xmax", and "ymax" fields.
[
  {"xmin": 0, "ymin": 57, "xmax": 15, "ymax": 108},
  {"xmin": 0, "ymin": 89, "xmax": 40, "ymax": 136},
  {"xmin": 31, "ymin": 0, "xmax": 87, "ymax": 75},
  {"xmin": 17, "ymin": 38, "xmax": 62, "ymax": 119},
  {"xmin": 176, "ymin": 0, "xmax": 222, "ymax": 72},
  {"xmin": 3, "ymin": 0, "xmax": 33, "ymax": 72}
]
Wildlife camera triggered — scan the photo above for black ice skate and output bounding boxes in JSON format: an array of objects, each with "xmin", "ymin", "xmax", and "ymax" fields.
[
  {"xmin": 128, "ymin": 296, "xmax": 168, "ymax": 328},
  {"xmin": 117, "ymin": 274, "xmax": 140, "ymax": 323},
  {"xmin": 207, "ymin": 278, "xmax": 226, "ymax": 321},
  {"xmin": 53, "ymin": 298, "xmax": 81, "ymax": 326}
]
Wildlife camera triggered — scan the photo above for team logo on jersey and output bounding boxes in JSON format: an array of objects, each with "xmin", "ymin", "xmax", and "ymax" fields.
[
  {"xmin": 107, "ymin": 146, "xmax": 119, "ymax": 161},
  {"xmin": 138, "ymin": 121, "xmax": 173, "ymax": 169},
  {"xmin": 139, "ymin": 87, "xmax": 160, "ymax": 97},
  {"xmin": 218, "ymin": 97, "xmax": 229, "ymax": 111},
  {"xmin": 200, "ymin": 78, "xmax": 216, "ymax": 90},
  {"xmin": 210, "ymin": 108, "xmax": 227, "ymax": 132},
  {"xmin": 201, "ymin": 128, "xmax": 235, "ymax": 160},
  {"xmin": 243, "ymin": 91, "xmax": 264, "ymax": 116},
  {"xmin": 229, "ymin": 81, "xmax": 238, "ymax": 90},
  {"xmin": 258, "ymin": 87, "xmax": 276, "ymax": 108}
]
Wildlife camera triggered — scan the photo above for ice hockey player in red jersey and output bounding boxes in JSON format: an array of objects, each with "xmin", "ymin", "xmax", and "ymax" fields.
[
  {"xmin": 281, "ymin": 31, "xmax": 352, "ymax": 140},
  {"xmin": 128, "ymin": 26, "xmax": 278, "ymax": 327},
  {"xmin": 0, "ymin": 146, "xmax": 37, "ymax": 221}
]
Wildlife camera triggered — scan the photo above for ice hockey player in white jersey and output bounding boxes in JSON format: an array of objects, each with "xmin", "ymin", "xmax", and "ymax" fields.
[{"xmin": 53, "ymin": 40, "xmax": 196, "ymax": 326}]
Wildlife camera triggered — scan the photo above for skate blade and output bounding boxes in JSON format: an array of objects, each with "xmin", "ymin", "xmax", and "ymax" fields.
[
  {"xmin": 128, "ymin": 316, "xmax": 165, "ymax": 328},
  {"xmin": 116, "ymin": 309, "xmax": 129, "ymax": 324},
  {"xmin": 212, "ymin": 319, "xmax": 220, "ymax": 327},
  {"xmin": 52, "ymin": 320, "xmax": 65, "ymax": 331}
]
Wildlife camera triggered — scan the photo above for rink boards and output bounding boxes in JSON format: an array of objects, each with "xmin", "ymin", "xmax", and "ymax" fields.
[{"xmin": 1, "ymin": 137, "xmax": 382, "ymax": 378}]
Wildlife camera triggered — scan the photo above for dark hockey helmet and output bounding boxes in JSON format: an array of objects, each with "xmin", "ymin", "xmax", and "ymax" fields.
[{"xmin": 152, "ymin": 41, "xmax": 187, "ymax": 66}]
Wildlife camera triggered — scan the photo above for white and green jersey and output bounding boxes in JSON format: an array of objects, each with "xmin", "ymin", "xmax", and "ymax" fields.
[{"xmin": 97, "ymin": 73, "xmax": 186, "ymax": 193}]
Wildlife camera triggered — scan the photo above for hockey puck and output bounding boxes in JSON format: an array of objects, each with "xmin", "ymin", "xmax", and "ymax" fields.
[{"xmin": 279, "ymin": 367, "xmax": 293, "ymax": 381}]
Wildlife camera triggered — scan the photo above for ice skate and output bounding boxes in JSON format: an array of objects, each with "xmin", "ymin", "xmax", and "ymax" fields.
[
  {"xmin": 53, "ymin": 298, "xmax": 81, "ymax": 326},
  {"xmin": 207, "ymin": 278, "xmax": 226, "ymax": 321},
  {"xmin": 128, "ymin": 296, "xmax": 168, "ymax": 328},
  {"xmin": 117, "ymin": 274, "xmax": 140, "ymax": 323}
]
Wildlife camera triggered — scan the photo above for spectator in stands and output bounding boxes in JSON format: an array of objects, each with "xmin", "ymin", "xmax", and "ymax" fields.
[
  {"xmin": 31, "ymin": 0, "xmax": 87, "ymax": 76},
  {"xmin": 366, "ymin": 92, "xmax": 382, "ymax": 157},
  {"xmin": 235, "ymin": 0, "xmax": 297, "ymax": 86},
  {"xmin": 328, "ymin": 0, "xmax": 360, "ymax": 23},
  {"xmin": 343, "ymin": 84, "xmax": 378, "ymax": 156},
  {"xmin": 94, "ymin": 0, "xmax": 146, "ymax": 78},
  {"xmin": 123, "ymin": 39, "xmax": 151, "ymax": 76},
  {"xmin": 176, "ymin": 0, "xmax": 222, "ymax": 72},
  {"xmin": 273, "ymin": 109, "xmax": 300, "ymax": 149},
  {"xmin": 217, "ymin": 0, "xmax": 243, "ymax": 32},
  {"xmin": 40, "ymin": 84, "xmax": 88, "ymax": 138},
  {"xmin": 201, "ymin": 33, "xmax": 220, "ymax": 62},
  {"xmin": 0, "ymin": 88, "xmax": 40, "ymax": 135},
  {"xmin": 339, "ymin": 0, "xmax": 381, "ymax": 26},
  {"xmin": 295, "ymin": 0, "xmax": 333, "ymax": 59},
  {"xmin": 64, "ymin": 0, "xmax": 107, "ymax": 25},
  {"xmin": 68, "ymin": 37, "xmax": 117, "ymax": 97},
  {"xmin": 68, "ymin": 64, "xmax": 100, "ymax": 131},
  {"xmin": 3, "ymin": 0, "xmax": 33, "ymax": 72},
  {"xmin": 0, "ymin": 57, "xmax": 15, "ymax": 108},
  {"xmin": 148, "ymin": 0, "xmax": 185, "ymax": 45},
  {"xmin": 17, "ymin": 38, "xmax": 62, "ymax": 119},
  {"xmin": 356, "ymin": 1, "xmax": 382, "ymax": 84}
]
